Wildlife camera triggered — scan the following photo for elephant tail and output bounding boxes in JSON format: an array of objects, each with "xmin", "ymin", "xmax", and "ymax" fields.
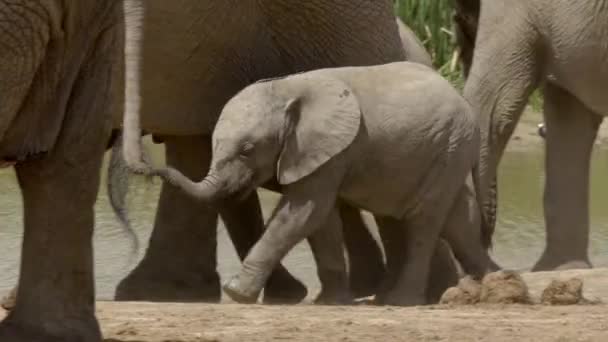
[
  {"xmin": 107, "ymin": 132, "xmax": 142, "ymax": 264},
  {"xmin": 472, "ymin": 160, "xmax": 495, "ymax": 250},
  {"xmin": 122, "ymin": 0, "xmax": 152, "ymax": 174}
]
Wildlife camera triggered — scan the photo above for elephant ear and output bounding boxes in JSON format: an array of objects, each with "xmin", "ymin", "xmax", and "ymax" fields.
[{"xmin": 277, "ymin": 75, "xmax": 361, "ymax": 185}]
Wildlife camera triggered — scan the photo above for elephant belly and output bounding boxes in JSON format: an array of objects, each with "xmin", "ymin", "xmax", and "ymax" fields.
[
  {"xmin": 546, "ymin": 5, "xmax": 608, "ymax": 115},
  {"xmin": 137, "ymin": 1, "xmax": 272, "ymax": 136},
  {"xmin": 339, "ymin": 149, "xmax": 447, "ymax": 219}
]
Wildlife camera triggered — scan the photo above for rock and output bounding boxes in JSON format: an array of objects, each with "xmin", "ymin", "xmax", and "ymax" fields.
[
  {"xmin": 1, "ymin": 287, "xmax": 16, "ymax": 311},
  {"xmin": 480, "ymin": 271, "xmax": 531, "ymax": 304},
  {"xmin": 439, "ymin": 276, "xmax": 481, "ymax": 305},
  {"xmin": 540, "ymin": 278, "xmax": 584, "ymax": 305}
]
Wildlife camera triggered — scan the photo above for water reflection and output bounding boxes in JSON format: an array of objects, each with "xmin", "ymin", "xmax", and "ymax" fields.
[{"xmin": 1, "ymin": 142, "xmax": 608, "ymax": 299}]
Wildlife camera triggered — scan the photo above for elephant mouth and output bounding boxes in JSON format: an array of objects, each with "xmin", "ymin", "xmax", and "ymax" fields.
[
  {"xmin": 233, "ymin": 186, "xmax": 255, "ymax": 202},
  {"xmin": 225, "ymin": 170, "xmax": 257, "ymax": 202}
]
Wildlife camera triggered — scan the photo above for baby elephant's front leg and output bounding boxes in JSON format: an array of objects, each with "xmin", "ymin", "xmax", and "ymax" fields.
[{"xmin": 223, "ymin": 183, "xmax": 338, "ymax": 304}]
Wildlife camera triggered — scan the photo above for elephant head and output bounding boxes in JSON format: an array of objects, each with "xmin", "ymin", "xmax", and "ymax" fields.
[{"xmin": 152, "ymin": 74, "xmax": 361, "ymax": 201}]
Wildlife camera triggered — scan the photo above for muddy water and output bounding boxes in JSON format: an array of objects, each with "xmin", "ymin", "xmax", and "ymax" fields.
[{"xmin": 2, "ymin": 141, "xmax": 608, "ymax": 299}]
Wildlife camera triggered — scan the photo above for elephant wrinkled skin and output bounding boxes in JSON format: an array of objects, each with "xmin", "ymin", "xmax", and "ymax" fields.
[
  {"xmin": 455, "ymin": 0, "xmax": 608, "ymax": 271},
  {"xmin": 114, "ymin": 0, "xmax": 439, "ymax": 304},
  {"xmin": 139, "ymin": 62, "xmax": 494, "ymax": 306},
  {"xmin": 0, "ymin": 0, "xmax": 123, "ymax": 341}
]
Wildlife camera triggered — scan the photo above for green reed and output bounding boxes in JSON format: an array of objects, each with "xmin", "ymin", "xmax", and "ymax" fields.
[
  {"xmin": 394, "ymin": 0, "xmax": 457, "ymax": 73},
  {"xmin": 395, "ymin": 0, "xmax": 543, "ymax": 110}
]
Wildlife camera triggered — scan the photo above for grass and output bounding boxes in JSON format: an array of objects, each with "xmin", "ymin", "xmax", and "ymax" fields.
[
  {"xmin": 394, "ymin": 0, "xmax": 459, "ymax": 75},
  {"xmin": 394, "ymin": 0, "xmax": 543, "ymax": 111}
]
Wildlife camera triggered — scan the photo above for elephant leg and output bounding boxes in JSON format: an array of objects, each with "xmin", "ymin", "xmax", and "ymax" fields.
[
  {"xmin": 0, "ymin": 287, "xmax": 16, "ymax": 311},
  {"xmin": 376, "ymin": 203, "xmax": 452, "ymax": 306},
  {"xmin": 374, "ymin": 217, "xmax": 405, "ymax": 303},
  {"xmin": 115, "ymin": 135, "xmax": 221, "ymax": 302},
  {"xmin": 443, "ymin": 184, "xmax": 497, "ymax": 278},
  {"xmin": 0, "ymin": 157, "xmax": 104, "ymax": 342},
  {"xmin": 223, "ymin": 175, "xmax": 339, "ymax": 304},
  {"xmin": 308, "ymin": 208, "xmax": 351, "ymax": 305},
  {"xmin": 375, "ymin": 220, "xmax": 458, "ymax": 305},
  {"xmin": 340, "ymin": 203, "xmax": 385, "ymax": 298},
  {"xmin": 219, "ymin": 193, "xmax": 307, "ymax": 305},
  {"xmin": 426, "ymin": 239, "xmax": 460, "ymax": 304},
  {"xmin": 532, "ymin": 83, "xmax": 602, "ymax": 271},
  {"xmin": 0, "ymin": 90, "xmax": 112, "ymax": 342}
]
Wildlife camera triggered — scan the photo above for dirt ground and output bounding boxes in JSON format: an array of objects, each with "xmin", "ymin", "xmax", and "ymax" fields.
[
  {"xmin": 3, "ymin": 268, "xmax": 607, "ymax": 342},
  {"xmin": 96, "ymin": 301, "xmax": 608, "ymax": 342}
]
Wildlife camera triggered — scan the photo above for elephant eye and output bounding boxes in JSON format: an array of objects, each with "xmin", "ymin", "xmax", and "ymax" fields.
[{"xmin": 239, "ymin": 142, "xmax": 254, "ymax": 157}]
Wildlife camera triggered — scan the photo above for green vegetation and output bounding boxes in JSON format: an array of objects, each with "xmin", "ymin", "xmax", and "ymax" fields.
[
  {"xmin": 394, "ymin": 0, "xmax": 460, "ymax": 81},
  {"xmin": 394, "ymin": 0, "xmax": 543, "ymax": 111}
]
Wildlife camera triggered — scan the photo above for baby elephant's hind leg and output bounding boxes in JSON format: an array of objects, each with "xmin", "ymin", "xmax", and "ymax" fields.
[
  {"xmin": 308, "ymin": 208, "xmax": 352, "ymax": 305},
  {"xmin": 378, "ymin": 208, "xmax": 452, "ymax": 306},
  {"xmin": 443, "ymin": 183, "xmax": 497, "ymax": 279}
]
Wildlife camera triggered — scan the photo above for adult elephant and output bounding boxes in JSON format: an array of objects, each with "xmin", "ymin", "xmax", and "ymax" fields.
[
  {"xmin": 114, "ymin": 0, "xmax": 418, "ymax": 304},
  {"xmin": 0, "ymin": 1, "xmax": 123, "ymax": 341},
  {"xmin": 454, "ymin": 0, "xmax": 608, "ymax": 271}
]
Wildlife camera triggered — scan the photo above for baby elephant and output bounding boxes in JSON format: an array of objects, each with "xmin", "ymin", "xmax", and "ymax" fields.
[{"xmin": 156, "ymin": 61, "xmax": 490, "ymax": 306}]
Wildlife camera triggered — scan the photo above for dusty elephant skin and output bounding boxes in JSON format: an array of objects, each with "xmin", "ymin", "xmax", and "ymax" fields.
[
  {"xmin": 140, "ymin": 62, "xmax": 494, "ymax": 306},
  {"xmin": 455, "ymin": 0, "xmax": 608, "ymax": 271},
  {"xmin": 113, "ymin": 0, "xmax": 438, "ymax": 305},
  {"xmin": 0, "ymin": 0, "xmax": 124, "ymax": 341}
]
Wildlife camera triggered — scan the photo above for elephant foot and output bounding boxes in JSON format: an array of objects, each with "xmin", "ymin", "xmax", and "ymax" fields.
[
  {"xmin": 532, "ymin": 254, "xmax": 592, "ymax": 272},
  {"xmin": 313, "ymin": 289, "xmax": 353, "ymax": 305},
  {"xmin": 377, "ymin": 291, "xmax": 426, "ymax": 307},
  {"xmin": 0, "ymin": 313, "xmax": 101, "ymax": 342},
  {"xmin": 348, "ymin": 266, "xmax": 384, "ymax": 299},
  {"xmin": 262, "ymin": 270, "xmax": 308, "ymax": 305},
  {"xmin": 1, "ymin": 287, "xmax": 17, "ymax": 311},
  {"xmin": 223, "ymin": 276, "xmax": 261, "ymax": 304},
  {"xmin": 488, "ymin": 258, "xmax": 502, "ymax": 272},
  {"xmin": 115, "ymin": 265, "xmax": 221, "ymax": 302}
]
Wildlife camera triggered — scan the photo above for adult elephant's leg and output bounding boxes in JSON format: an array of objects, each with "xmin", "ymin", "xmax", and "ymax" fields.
[
  {"xmin": 442, "ymin": 184, "xmax": 498, "ymax": 277},
  {"xmin": 532, "ymin": 83, "xmax": 602, "ymax": 271},
  {"xmin": 0, "ymin": 79, "xmax": 112, "ymax": 342},
  {"xmin": 219, "ymin": 194, "xmax": 308, "ymax": 304},
  {"xmin": 426, "ymin": 239, "xmax": 460, "ymax": 304},
  {"xmin": 375, "ymin": 222, "xmax": 458, "ymax": 305},
  {"xmin": 0, "ymin": 156, "xmax": 104, "ymax": 341},
  {"xmin": 115, "ymin": 135, "xmax": 221, "ymax": 302},
  {"xmin": 308, "ymin": 208, "xmax": 351, "ymax": 305},
  {"xmin": 340, "ymin": 204, "xmax": 385, "ymax": 298}
]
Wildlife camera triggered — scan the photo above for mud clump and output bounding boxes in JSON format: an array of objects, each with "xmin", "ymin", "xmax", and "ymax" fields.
[
  {"xmin": 480, "ymin": 271, "xmax": 531, "ymax": 304},
  {"xmin": 540, "ymin": 278, "xmax": 584, "ymax": 305},
  {"xmin": 439, "ymin": 276, "xmax": 481, "ymax": 305}
]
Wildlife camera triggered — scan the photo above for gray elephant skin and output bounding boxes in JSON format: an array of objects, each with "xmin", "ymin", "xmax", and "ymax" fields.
[
  {"xmin": 133, "ymin": 62, "xmax": 494, "ymax": 306},
  {"xmin": 454, "ymin": 0, "xmax": 608, "ymax": 271},
  {"xmin": 0, "ymin": 1, "xmax": 124, "ymax": 341},
  {"xmin": 114, "ymin": 0, "xmax": 447, "ymax": 304}
]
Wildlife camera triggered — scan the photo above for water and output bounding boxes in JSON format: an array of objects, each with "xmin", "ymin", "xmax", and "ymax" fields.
[{"xmin": 2, "ymin": 141, "xmax": 608, "ymax": 299}]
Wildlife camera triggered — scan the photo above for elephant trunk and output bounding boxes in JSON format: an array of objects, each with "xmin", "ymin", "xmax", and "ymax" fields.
[{"xmin": 152, "ymin": 167, "xmax": 222, "ymax": 202}]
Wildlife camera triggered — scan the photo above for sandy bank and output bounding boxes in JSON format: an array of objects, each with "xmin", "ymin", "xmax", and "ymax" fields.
[{"xmin": 4, "ymin": 268, "xmax": 607, "ymax": 342}]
